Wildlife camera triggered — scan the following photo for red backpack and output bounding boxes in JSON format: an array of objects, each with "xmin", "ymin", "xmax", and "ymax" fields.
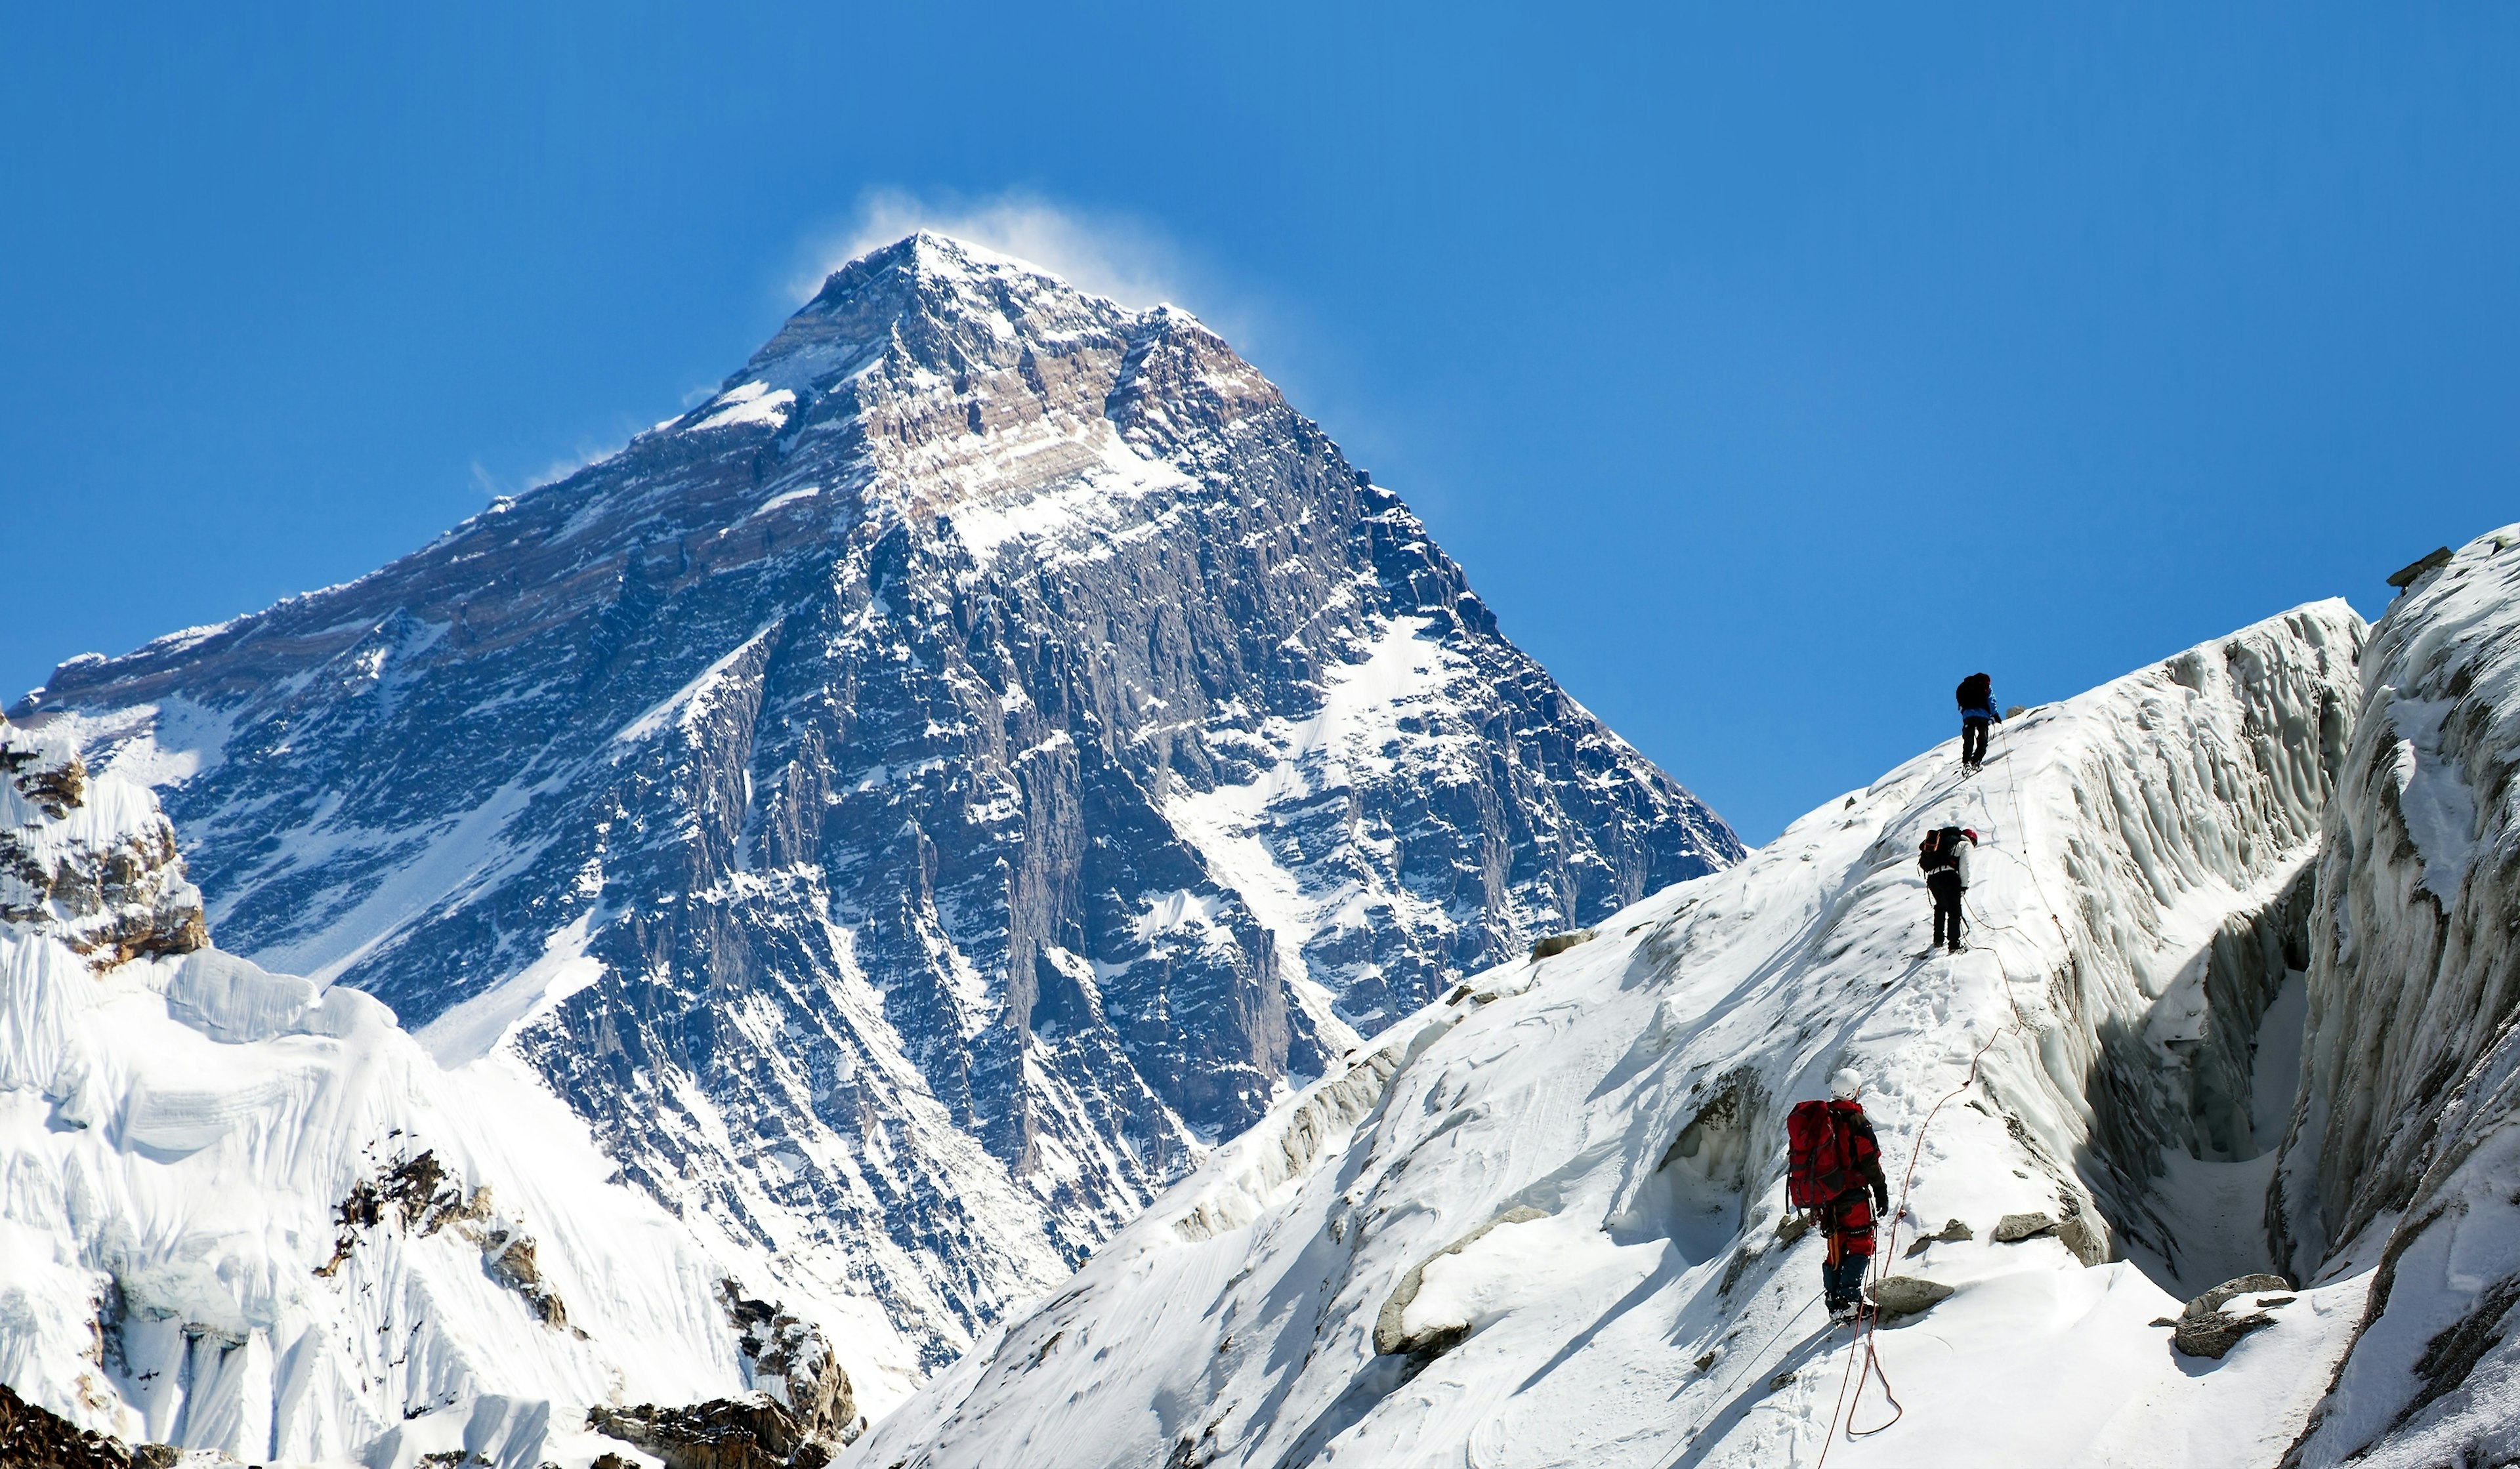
[{"xmin": 1786, "ymin": 1100, "xmax": 1864, "ymax": 1208}]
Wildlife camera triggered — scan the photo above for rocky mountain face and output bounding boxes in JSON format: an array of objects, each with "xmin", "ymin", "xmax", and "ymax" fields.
[
  {"xmin": 18, "ymin": 234, "xmax": 1740, "ymax": 1382},
  {"xmin": 0, "ymin": 738, "xmax": 204, "ymax": 968}
]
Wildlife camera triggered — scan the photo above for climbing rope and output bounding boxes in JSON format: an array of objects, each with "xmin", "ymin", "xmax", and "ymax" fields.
[
  {"xmin": 1675, "ymin": 1289, "xmax": 1826, "ymax": 1445},
  {"xmin": 1664, "ymin": 715, "xmax": 2082, "ymax": 1464},
  {"xmin": 1817, "ymin": 715, "xmax": 2081, "ymax": 1464}
]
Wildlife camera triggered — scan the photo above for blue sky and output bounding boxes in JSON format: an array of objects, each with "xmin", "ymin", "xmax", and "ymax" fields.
[{"xmin": 3, "ymin": 7, "xmax": 2510, "ymax": 843}]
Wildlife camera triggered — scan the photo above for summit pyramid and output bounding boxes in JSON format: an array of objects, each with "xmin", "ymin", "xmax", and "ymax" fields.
[{"xmin": 18, "ymin": 234, "xmax": 1742, "ymax": 1386}]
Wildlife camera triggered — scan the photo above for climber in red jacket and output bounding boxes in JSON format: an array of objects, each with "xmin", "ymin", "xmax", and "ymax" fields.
[{"xmin": 1787, "ymin": 1069, "xmax": 1893, "ymax": 1323}]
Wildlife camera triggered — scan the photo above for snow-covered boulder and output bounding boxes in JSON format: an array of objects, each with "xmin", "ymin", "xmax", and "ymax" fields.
[{"xmin": 846, "ymin": 602, "xmax": 2372, "ymax": 1469}]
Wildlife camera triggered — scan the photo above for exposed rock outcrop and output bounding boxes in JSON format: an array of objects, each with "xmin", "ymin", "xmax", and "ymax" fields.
[
  {"xmin": 0, "ymin": 724, "xmax": 203, "ymax": 968},
  {"xmin": 316, "ymin": 1149, "xmax": 572, "ymax": 1329},
  {"xmin": 589, "ymin": 1394, "xmax": 832, "ymax": 1469},
  {"xmin": 719, "ymin": 1279, "xmax": 858, "ymax": 1446},
  {"xmin": 0, "ymin": 1383, "xmax": 129, "ymax": 1469}
]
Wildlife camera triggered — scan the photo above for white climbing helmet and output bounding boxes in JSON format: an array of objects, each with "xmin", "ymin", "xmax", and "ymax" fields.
[{"xmin": 1829, "ymin": 1069, "xmax": 1862, "ymax": 1101}]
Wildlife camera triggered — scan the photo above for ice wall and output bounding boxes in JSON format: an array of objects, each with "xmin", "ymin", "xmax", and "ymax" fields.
[
  {"xmin": 2278, "ymin": 528, "xmax": 2520, "ymax": 1468},
  {"xmin": 845, "ymin": 602, "xmax": 2370, "ymax": 1469}
]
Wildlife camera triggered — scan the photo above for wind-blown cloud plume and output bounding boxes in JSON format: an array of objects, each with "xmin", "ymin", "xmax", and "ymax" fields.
[{"xmin": 803, "ymin": 188, "xmax": 1197, "ymax": 312}]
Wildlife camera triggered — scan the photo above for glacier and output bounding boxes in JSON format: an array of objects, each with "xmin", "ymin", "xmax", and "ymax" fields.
[
  {"xmin": 847, "ymin": 601, "xmax": 2380, "ymax": 1468},
  {"xmin": 2276, "ymin": 527, "xmax": 2520, "ymax": 1467}
]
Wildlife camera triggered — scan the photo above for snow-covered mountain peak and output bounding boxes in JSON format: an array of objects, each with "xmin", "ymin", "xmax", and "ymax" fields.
[
  {"xmin": 20, "ymin": 226, "xmax": 1738, "ymax": 1403},
  {"xmin": 671, "ymin": 230, "xmax": 1268, "ymax": 533},
  {"xmin": 753, "ymin": 230, "xmax": 1133, "ymax": 388}
]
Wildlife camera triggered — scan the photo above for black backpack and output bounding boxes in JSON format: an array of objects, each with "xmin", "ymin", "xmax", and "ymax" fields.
[
  {"xmin": 1956, "ymin": 673, "xmax": 1991, "ymax": 711},
  {"xmin": 1920, "ymin": 826, "xmax": 1965, "ymax": 877}
]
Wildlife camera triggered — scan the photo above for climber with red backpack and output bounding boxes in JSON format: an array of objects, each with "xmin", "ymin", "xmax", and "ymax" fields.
[
  {"xmin": 1919, "ymin": 823, "xmax": 1978, "ymax": 954},
  {"xmin": 1956, "ymin": 672, "xmax": 2002, "ymax": 772},
  {"xmin": 1787, "ymin": 1071, "xmax": 1893, "ymax": 1323}
]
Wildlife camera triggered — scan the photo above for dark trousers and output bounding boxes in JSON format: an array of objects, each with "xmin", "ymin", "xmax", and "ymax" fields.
[
  {"xmin": 1822, "ymin": 1251, "xmax": 1867, "ymax": 1311},
  {"xmin": 1930, "ymin": 874, "xmax": 1965, "ymax": 949},
  {"xmin": 1962, "ymin": 716, "xmax": 1990, "ymax": 766}
]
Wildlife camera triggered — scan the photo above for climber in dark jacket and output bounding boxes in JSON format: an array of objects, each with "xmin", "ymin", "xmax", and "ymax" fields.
[
  {"xmin": 1920, "ymin": 824, "xmax": 1978, "ymax": 953},
  {"xmin": 1957, "ymin": 672, "xmax": 2002, "ymax": 771}
]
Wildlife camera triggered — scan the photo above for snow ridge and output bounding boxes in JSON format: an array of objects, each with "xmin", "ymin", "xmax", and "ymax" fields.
[{"xmin": 849, "ymin": 602, "xmax": 2375, "ymax": 1469}]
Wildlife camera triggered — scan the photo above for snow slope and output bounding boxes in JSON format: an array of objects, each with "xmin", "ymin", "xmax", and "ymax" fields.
[
  {"xmin": 0, "ymin": 720, "xmax": 858, "ymax": 1468},
  {"xmin": 2277, "ymin": 526, "xmax": 2520, "ymax": 1468},
  {"xmin": 847, "ymin": 602, "xmax": 2370, "ymax": 1468}
]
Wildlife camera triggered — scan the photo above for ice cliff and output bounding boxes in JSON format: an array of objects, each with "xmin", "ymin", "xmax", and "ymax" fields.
[
  {"xmin": 847, "ymin": 602, "xmax": 2377, "ymax": 1468},
  {"xmin": 2277, "ymin": 527, "xmax": 2520, "ymax": 1467},
  {"xmin": 0, "ymin": 719, "xmax": 859, "ymax": 1468}
]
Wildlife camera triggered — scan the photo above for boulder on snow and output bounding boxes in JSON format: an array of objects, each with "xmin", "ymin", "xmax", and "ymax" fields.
[
  {"xmin": 1906, "ymin": 1218, "xmax": 1973, "ymax": 1256},
  {"xmin": 2182, "ymin": 1274, "xmax": 2290, "ymax": 1319},
  {"xmin": 1865, "ymin": 1275, "xmax": 1956, "ymax": 1320},
  {"xmin": 1530, "ymin": 928, "xmax": 1597, "ymax": 961},
  {"xmin": 1992, "ymin": 1211, "xmax": 2057, "ymax": 1243},
  {"xmin": 2056, "ymin": 1208, "xmax": 2111, "ymax": 1266},
  {"xmin": 2174, "ymin": 1310, "xmax": 2277, "ymax": 1359},
  {"xmin": 2171, "ymin": 1273, "xmax": 2292, "ymax": 1359}
]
